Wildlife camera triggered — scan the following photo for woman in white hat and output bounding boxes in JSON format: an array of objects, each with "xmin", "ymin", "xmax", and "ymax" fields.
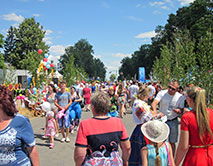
[{"xmin": 141, "ymin": 120, "xmax": 175, "ymax": 166}]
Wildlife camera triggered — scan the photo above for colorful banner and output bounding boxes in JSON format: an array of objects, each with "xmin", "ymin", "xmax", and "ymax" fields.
[{"xmin": 138, "ymin": 67, "xmax": 145, "ymax": 83}]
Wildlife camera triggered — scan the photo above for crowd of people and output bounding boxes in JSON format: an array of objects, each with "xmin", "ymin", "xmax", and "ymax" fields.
[{"xmin": 0, "ymin": 79, "xmax": 212, "ymax": 166}]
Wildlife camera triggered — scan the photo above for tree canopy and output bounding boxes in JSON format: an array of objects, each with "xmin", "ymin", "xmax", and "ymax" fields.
[
  {"xmin": 0, "ymin": 33, "xmax": 5, "ymax": 69},
  {"xmin": 118, "ymin": 0, "xmax": 213, "ymax": 80},
  {"xmin": 4, "ymin": 17, "xmax": 49, "ymax": 76},
  {"xmin": 59, "ymin": 39, "xmax": 106, "ymax": 81}
]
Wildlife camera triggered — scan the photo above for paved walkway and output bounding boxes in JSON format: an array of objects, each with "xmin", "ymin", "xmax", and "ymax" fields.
[{"xmin": 31, "ymin": 112, "xmax": 136, "ymax": 166}]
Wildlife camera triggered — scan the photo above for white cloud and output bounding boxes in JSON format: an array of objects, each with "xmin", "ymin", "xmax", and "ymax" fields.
[
  {"xmin": 153, "ymin": 10, "xmax": 162, "ymax": 15},
  {"xmin": 150, "ymin": 1, "xmax": 164, "ymax": 6},
  {"xmin": 136, "ymin": 4, "xmax": 141, "ymax": 8},
  {"xmin": 127, "ymin": 16, "xmax": 143, "ymax": 22},
  {"xmin": 93, "ymin": 54, "xmax": 102, "ymax": 59},
  {"xmin": 49, "ymin": 45, "xmax": 66, "ymax": 56},
  {"xmin": 164, "ymin": 0, "xmax": 173, "ymax": 6},
  {"xmin": 33, "ymin": 14, "xmax": 40, "ymax": 17},
  {"xmin": 2, "ymin": 13, "xmax": 24, "ymax": 23},
  {"xmin": 135, "ymin": 31, "xmax": 156, "ymax": 39},
  {"xmin": 161, "ymin": 6, "xmax": 170, "ymax": 10},
  {"xmin": 107, "ymin": 61, "xmax": 121, "ymax": 70},
  {"xmin": 45, "ymin": 29, "xmax": 53, "ymax": 35},
  {"xmin": 43, "ymin": 37, "xmax": 52, "ymax": 45},
  {"xmin": 47, "ymin": 54, "xmax": 60, "ymax": 63},
  {"xmin": 178, "ymin": 0, "xmax": 195, "ymax": 6},
  {"xmin": 112, "ymin": 53, "xmax": 131, "ymax": 58},
  {"xmin": 101, "ymin": 1, "xmax": 110, "ymax": 8}
]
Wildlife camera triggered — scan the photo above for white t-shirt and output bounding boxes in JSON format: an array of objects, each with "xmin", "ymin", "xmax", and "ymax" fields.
[
  {"xmin": 148, "ymin": 85, "xmax": 156, "ymax": 98},
  {"xmin": 155, "ymin": 90, "xmax": 184, "ymax": 120},
  {"xmin": 128, "ymin": 84, "xmax": 139, "ymax": 98}
]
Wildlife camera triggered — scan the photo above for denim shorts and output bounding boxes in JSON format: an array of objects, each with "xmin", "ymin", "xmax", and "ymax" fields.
[
  {"xmin": 57, "ymin": 109, "xmax": 70, "ymax": 128},
  {"xmin": 166, "ymin": 117, "xmax": 179, "ymax": 143}
]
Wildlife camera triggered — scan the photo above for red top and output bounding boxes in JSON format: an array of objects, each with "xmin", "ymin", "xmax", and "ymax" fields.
[
  {"xmin": 75, "ymin": 117, "xmax": 129, "ymax": 156},
  {"xmin": 181, "ymin": 108, "xmax": 213, "ymax": 166}
]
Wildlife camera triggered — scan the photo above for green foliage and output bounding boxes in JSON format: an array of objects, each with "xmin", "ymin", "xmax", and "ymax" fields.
[
  {"xmin": 59, "ymin": 39, "xmax": 106, "ymax": 80},
  {"xmin": 4, "ymin": 65, "xmax": 16, "ymax": 85},
  {"xmin": 62, "ymin": 51, "xmax": 88, "ymax": 87},
  {"xmin": 0, "ymin": 33, "xmax": 5, "ymax": 69},
  {"xmin": 4, "ymin": 18, "xmax": 49, "ymax": 76},
  {"xmin": 110, "ymin": 74, "xmax": 116, "ymax": 82},
  {"xmin": 153, "ymin": 29, "xmax": 213, "ymax": 104},
  {"xmin": 196, "ymin": 30, "xmax": 213, "ymax": 105}
]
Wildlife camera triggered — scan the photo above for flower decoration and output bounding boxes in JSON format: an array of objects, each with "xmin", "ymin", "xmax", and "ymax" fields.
[
  {"xmin": 8, "ymin": 83, "xmax": 13, "ymax": 91},
  {"xmin": 14, "ymin": 84, "xmax": 19, "ymax": 91}
]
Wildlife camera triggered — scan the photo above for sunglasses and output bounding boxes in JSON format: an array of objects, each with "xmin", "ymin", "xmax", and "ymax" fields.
[{"xmin": 168, "ymin": 86, "xmax": 176, "ymax": 91}]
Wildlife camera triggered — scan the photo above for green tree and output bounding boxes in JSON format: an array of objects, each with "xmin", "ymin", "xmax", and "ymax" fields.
[
  {"xmin": 110, "ymin": 73, "xmax": 116, "ymax": 82},
  {"xmin": 196, "ymin": 30, "xmax": 213, "ymax": 105},
  {"xmin": 0, "ymin": 33, "xmax": 5, "ymax": 69},
  {"xmin": 59, "ymin": 39, "xmax": 106, "ymax": 80},
  {"xmin": 4, "ymin": 17, "xmax": 49, "ymax": 77},
  {"xmin": 152, "ymin": 31, "xmax": 197, "ymax": 87},
  {"xmin": 92, "ymin": 58, "xmax": 106, "ymax": 80}
]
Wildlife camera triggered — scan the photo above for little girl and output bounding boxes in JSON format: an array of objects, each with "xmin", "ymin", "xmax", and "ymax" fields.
[
  {"xmin": 141, "ymin": 120, "xmax": 175, "ymax": 166},
  {"xmin": 44, "ymin": 111, "xmax": 58, "ymax": 149}
]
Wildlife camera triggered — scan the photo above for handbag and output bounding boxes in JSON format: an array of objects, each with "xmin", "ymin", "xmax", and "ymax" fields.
[
  {"xmin": 83, "ymin": 150, "xmax": 123, "ymax": 166},
  {"xmin": 164, "ymin": 142, "xmax": 172, "ymax": 166}
]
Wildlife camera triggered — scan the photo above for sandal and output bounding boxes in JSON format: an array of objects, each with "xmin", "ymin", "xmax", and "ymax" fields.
[{"xmin": 49, "ymin": 143, "xmax": 54, "ymax": 149}]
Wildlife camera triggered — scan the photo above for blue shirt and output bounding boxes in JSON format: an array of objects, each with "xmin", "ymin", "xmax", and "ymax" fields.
[
  {"xmin": 147, "ymin": 142, "xmax": 169, "ymax": 166},
  {"xmin": 55, "ymin": 91, "xmax": 71, "ymax": 108},
  {"xmin": 0, "ymin": 114, "xmax": 35, "ymax": 166}
]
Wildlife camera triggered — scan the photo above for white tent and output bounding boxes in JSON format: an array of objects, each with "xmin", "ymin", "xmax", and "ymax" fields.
[{"xmin": 48, "ymin": 70, "xmax": 63, "ymax": 79}]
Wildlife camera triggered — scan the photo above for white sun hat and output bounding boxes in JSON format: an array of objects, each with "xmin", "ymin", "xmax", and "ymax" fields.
[{"xmin": 141, "ymin": 120, "xmax": 170, "ymax": 143}]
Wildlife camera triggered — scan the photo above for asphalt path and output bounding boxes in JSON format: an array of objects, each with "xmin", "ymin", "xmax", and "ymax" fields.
[{"xmin": 31, "ymin": 111, "xmax": 136, "ymax": 166}]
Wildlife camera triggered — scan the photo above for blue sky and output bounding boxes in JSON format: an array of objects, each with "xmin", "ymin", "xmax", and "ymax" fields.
[{"xmin": 0, "ymin": 0, "xmax": 194, "ymax": 78}]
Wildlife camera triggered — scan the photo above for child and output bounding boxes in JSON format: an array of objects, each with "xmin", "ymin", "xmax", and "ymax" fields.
[
  {"xmin": 44, "ymin": 111, "xmax": 58, "ymax": 149},
  {"xmin": 141, "ymin": 120, "xmax": 175, "ymax": 166}
]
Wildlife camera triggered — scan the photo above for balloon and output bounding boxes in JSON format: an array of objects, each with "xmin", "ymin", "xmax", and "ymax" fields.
[
  {"xmin": 43, "ymin": 58, "xmax": 48, "ymax": 62},
  {"xmin": 46, "ymin": 64, "xmax": 50, "ymax": 69},
  {"xmin": 21, "ymin": 95, "xmax": 25, "ymax": 100},
  {"xmin": 16, "ymin": 96, "xmax": 21, "ymax": 100},
  {"xmin": 41, "ymin": 102, "xmax": 51, "ymax": 112},
  {"xmin": 47, "ymin": 61, "xmax": 51, "ymax": 65},
  {"xmin": 43, "ymin": 62, "xmax": 47, "ymax": 66},
  {"xmin": 50, "ymin": 63, "xmax": 54, "ymax": 68},
  {"xmin": 38, "ymin": 49, "xmax": 43, "ymax": 54},
  {"xmin": 44, "ymin": 54, "xmax": 48, "ymax": 58},
  {"xmin": 43, "ymin": 97, "xmax": 47, "ymax": 102}
]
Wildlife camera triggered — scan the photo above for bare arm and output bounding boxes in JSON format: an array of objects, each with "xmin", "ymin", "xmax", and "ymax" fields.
[
  {"xmin": 151, "ymin": 99, "xmax": 160, "ymax": 114},
  {"xmin": 120, "ymin": 140, "xmax": 131, "ymax": 166},
  {"xmin": 175, "ymin": 130, "xmax": 189, "ymax": 166},
  {"xmin": 141, "ymin": 146, "xmax": 148, "ymax": 166},
  {"xmin": 168, "ymin": 143, "xmax": 175, "ymax": 166},
  {"xmin": 54, "ymin": 99, "xmax": 63, "ymax": 110},
  {"xmin": 26, "ymin": 146, "xmax": 39, "ymax": 166},
  {"xmin": 64, "ymin": 98, "xmax": 72, "ymax": 110},
  {"xmin": 74, "ymin": 146, "xmax": 87, "ymax": 166},
  {"xmin": 75, "ymin": 95, "xmax": 82, "ymax": 103}
]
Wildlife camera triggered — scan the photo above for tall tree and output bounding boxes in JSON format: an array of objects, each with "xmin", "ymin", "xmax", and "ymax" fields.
[
  {"xmin": 0, "ymin": 33, "xmax": 5, "ymax": 69},
  {"xmin": 59, "ymin": 39, "xmax": 106, "ymax": 80},
  {"xmin": 4, "ymin": 17, "xmax": 49, "ymax": 76}
]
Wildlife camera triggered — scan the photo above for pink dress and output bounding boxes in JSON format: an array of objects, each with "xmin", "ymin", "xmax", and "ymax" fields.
[
  {"xmin": 83, "ymin": 88, "xmax": 91, "ymax": 104},
  {"xmin": 45, "ymin": 119, "xmax": 56, "ymax": 136}
]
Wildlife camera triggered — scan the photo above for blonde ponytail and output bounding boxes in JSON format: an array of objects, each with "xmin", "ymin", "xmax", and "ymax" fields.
[
  {"xmin": 187, "ymin": 87, "xmax": 213, "ymax": 142},
  {"xmin": 154, "ymin": 143, "xmax": 161, "ymax": 166}
]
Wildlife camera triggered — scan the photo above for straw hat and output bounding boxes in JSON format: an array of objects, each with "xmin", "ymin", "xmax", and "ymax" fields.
[{"xmin": 141, "ymin": 120, "xmax": 170, "ymax": 143}]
